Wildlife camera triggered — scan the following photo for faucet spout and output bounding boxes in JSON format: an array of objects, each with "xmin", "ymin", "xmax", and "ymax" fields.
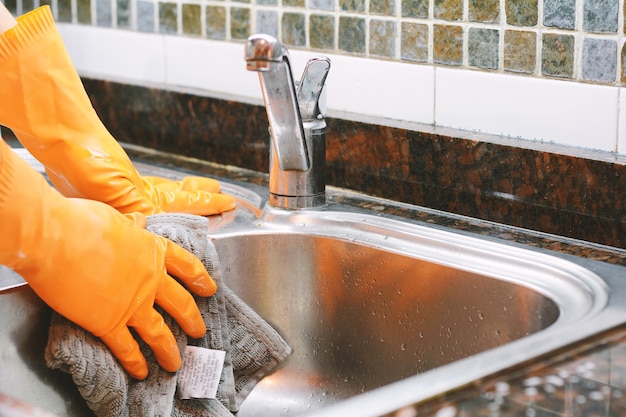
[
  {"xmin": 245, "ymin": 34, "xmax": 309, "ymax": 172},
  {"xmin": 246, "ymin": 34, "xmax": 330, "ymax": 209}
]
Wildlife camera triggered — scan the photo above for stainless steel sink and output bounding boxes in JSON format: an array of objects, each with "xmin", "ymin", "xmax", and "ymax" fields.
[{"xmin": 3, "ymin": 153, "xmax": 626, "ymax": 417}]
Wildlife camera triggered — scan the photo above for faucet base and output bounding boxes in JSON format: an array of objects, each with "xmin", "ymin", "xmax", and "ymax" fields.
[{"xmin": 270, "ymin": 193, "xmax": 326, "ymax": 210}]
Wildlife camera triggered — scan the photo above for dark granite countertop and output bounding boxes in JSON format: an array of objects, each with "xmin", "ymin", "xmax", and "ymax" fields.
[{"xmin": 125, "ymin": 143, "xmax": 626, "ymax": 417}]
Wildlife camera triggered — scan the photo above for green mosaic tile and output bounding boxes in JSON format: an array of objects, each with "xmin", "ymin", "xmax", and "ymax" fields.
[
  {"xmin": 206, "ymin": 5, "xmax": 226, "ymax": 39},
  {"xmin": 504, "ymin": 30, "xmax": 536, "ymax": 73},
  {"xmin": 434, "ymin": 0, "xmax": 463, "ymax": 21},
  {"xmin": 231, "ymin": 7, "xmax": 250, "ymax": 39},
  {"xmin": 469, "ymin": 0, "xmax": 499, "ymax": 22},
  {"xmin": 402, "ymin": 0, "xmax": 428, "ymax": 17},
  {"xmin": 468, "ymin": 27, "xmax": 499, "ymax": 69},
  {"xmin": 401, "ymin": 22, "xmax": 428, "ymax": 62},
  {"xmin": 369, "ymin": 19, "xmax": 396, "ymax": 57},
  {"xmin": 4, "ymin": 0, "xmax": 17, "ymax": 16},
  {"xmin": 182, "ymin": 4, "xmax": 201, "ymax": 35},
  {"xmin": 505, "ymin": 0, "xmax": 538, "ymax": 26},
  {"xmin": 340, "ymin": 0, "xmax": 366, "ymax": 12},
  {"xmin": 22, "ymin": 0, "xmax": 35, "ymax": 12},
  {"xmin": 338, "ymin": 16, "xmax": 366, "ymax": 54},
  {"xmin": 159, "ymin": 2, "xmax": 177, "ymax": 34},
  {"xmin": 257, "ymin": 0, "xmax": 278, "ymax": 5},
  {"xmin": 371, "ymin": 0, "xmax": 395, "ymax": 15},
  {"xmin": 284, "ymin": 0, "xmax": 305, "ymax": 6},
  {"xmin": 544, "ymin": 0, "xmax": 575, "ymax": 29},
  {"xmin": 433, "ymin": 24, "xmax": 463, "ymax": 65},
  {"xmin": 310, "ymin": 14, "xmax": 335, "ymax": 50},
  {"xmin": 583, "ymin": 0, "xmax": 618, "ymax": 33},
  {"xmin": 57, "ymin": 0, "xmax": 72, "ymax": 22},
  {"xmin": 77, "ymin": 0, "xmax": 92, "ymax": 24},
  {"xmin": 541, "ymin": 33, "xmax": 574, "ymax": 78},
  {"xmin": 282, "ymin": 12, "xmax": 306, "ymax": 46},
  {"xmin": 117, "ymin": 0, "xmax": 131, "ymax": 27}
]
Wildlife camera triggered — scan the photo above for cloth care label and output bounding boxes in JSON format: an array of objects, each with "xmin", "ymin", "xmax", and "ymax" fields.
[{"xmin": 177, "ymin": 346, "xmax": 226, "ymax": 400}]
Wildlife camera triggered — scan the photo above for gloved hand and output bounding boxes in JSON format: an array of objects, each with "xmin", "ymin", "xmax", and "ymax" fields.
[
  {"xmin": 0, "ymin": 140, "xmax": 216, "ymax": 379},
  {"xmin": 0, "ymin": 6, "xmax": 235, "ymax": 216}
]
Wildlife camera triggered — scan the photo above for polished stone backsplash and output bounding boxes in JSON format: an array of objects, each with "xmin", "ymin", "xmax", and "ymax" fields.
[{"xmin": 79, "ymin": 78, "xmax": 626, "ymax": 249}]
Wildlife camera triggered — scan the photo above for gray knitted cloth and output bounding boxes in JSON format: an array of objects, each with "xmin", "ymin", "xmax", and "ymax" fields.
[{"xmin": 45, "ymin": 214, "xmax": 291, "ymax": 417}]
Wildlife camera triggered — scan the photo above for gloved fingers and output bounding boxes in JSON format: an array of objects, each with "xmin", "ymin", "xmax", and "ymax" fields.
[
  {"xmin": 155, "ymin": 275, "xmax": 207, "ymax": 339},
  {"xmin": 145, "ymin": 175, "xmax": 222, "ymax": 194},
  {"xmin": 163, "ymin": 239, "xmax": 217, "ymax": 297},
  {"xmin": 128, "ymin": 306, "xmax": 182, "ymax": 373},
  {"xmin": 100, "ymin": 327, "xmax": 148, "ymax": 380},
  {"xmin": 156, "ymin": 188, "xmax": 236, "ymax": 216}
]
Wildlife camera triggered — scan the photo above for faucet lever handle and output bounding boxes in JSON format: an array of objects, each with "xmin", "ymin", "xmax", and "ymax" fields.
[{"xmin": 297, "ymin": 57, "xmax": 331, "ymax": 121}]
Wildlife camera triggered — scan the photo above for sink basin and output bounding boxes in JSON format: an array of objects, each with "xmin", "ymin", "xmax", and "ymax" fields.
[
  {"xmin": 207, "ymin": 205, "xmax": 617, "ymax": 417},
  {"xmin": 3, "ymin": 154, "xmax": 626, "ymax": 417}
]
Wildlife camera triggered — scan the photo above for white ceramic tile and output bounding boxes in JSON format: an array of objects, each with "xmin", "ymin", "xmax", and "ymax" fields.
[
  {"xmin": 164, "ymin": 39, "xmax": 435, "ymax": 124},
  {"xmin": 435, "ymin": 68, "xmax": 619, "ymax": 152},
  {"xmin": 164, "ymin": 37, "xmax": 261, "ymax": 100},
  {"xmin": 57, "ymin": 24, "xmax": 166, "ymax": 84},
  {"xmin": 319, "ymin": 53, "xmax": 435, "ymax": 124},
  {"xmin": 618, "ymin": 88, "xmax": 626, "ymax": 154}
]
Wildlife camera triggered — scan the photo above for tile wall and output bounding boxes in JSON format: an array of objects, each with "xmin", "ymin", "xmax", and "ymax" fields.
[{"xmin": 4, "ymin": 0, "xmax": 626, "ymax": 86}]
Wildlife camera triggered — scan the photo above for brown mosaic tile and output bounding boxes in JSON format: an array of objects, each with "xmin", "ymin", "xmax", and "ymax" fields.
[
  {"xmin": 469, "ymin": 0, "xmax": 499, "ymax": 22},
  {"xmin": 282, "ymin": 12, "xmax": 306, "ymax": 46},
  {"xmin": 159, "ymin": 2, "xmax": 178, "ymax": 34},
  {"xmin": 230, "ymin": 7, "xmax": 251, "ymax": 39},
  {"xmin": 371, "ymin": 0, "xmax": 395, "ymax": 15},
  {"xmin": 401, "ymin": 22, "xmax": 428, "ymax": 62},
  {"xmin": 401, "ymin": 0, "xmax": 429, "ymax": 18},
  {"xmin": 57, "ymin": 0, "xmax": 72, "ymax": 22},
  {"xmin": 504, "ymin": 30, "xmax": 536, "ymax": 73},
  {"xmin": 621, "ymin": 43, "xmax": 626, "ymax": 83},
  {"xmin": 541, "ymin": 33, "xmax": 574, "ymax": 78},
  {"xmin": 182, "ymin": 3, "xmax": 201, "ymax": 36},
  {"xmin": 506, "ymin": 0, "xmax": 538, "ymax": 26},
  {"xmin": 434, "ymin": 0, "xmax": 463, "ymax": 20},
  {"xmin": 77, "ymin": 0, "xmax": 92, "ymax": 24},
  {"xmin": 369, "ymin": 19, "xmax": 396, "ymax": 58},
  {"xmin": 310, "ymin": 14, "xmax": 335, "ymax": 50},
  {"xmin": 433, "ymin": 24, "xmax": 463, "ymax": 65},
  {"xmin": 206, "ymin": 6, "xmax": 227, "ymax": 39},
  {"xmin": 338, "ymin": 16, "xmax": 366, "ymax": 54}
]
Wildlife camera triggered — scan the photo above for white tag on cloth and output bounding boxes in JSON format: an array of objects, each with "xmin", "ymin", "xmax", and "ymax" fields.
[{"xmin": 177, "ymin": 346, "xmax": 226, "ymax": 400}]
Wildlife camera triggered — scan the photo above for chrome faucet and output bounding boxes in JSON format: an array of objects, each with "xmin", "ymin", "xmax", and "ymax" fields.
[{"xmin": 245, "ymin": 34, "xmax": 331, "ymax": 209}]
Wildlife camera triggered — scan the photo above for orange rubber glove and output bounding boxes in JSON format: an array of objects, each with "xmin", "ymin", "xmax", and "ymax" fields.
[
  {"xmin": 0, "ymin": 140, "xmax": 216, "ymax": 379},
  {"xmin": 0, "ymin": 6, "xmax": 235, "ymax": 216}
]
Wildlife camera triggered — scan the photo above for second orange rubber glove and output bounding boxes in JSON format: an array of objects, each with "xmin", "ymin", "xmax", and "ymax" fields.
[
  {"xmin": 0, "ymin": 6, "xmax": 235, "ymax": 216},
  {"xmin": 0, "ymin": 140, "xmax": 216, "ymax": 379}
]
